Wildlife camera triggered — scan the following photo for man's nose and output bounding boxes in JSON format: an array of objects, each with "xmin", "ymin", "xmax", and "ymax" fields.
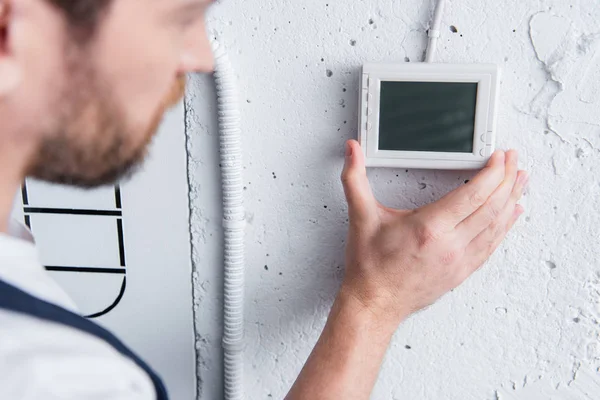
[{"xmin": 179, "ymin": 23, "xmax": 215, "ymax": 74}]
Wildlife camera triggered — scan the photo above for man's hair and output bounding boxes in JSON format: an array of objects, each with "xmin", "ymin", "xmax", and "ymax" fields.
[{"xmin": 45, "ymin": 0, "xmax": 113, "ymax": 41}]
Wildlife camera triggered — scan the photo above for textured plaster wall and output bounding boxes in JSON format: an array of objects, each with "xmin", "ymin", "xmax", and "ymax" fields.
[{"xmin": 185, "ymin": 1, "xmax": 600, "ymax": 398}]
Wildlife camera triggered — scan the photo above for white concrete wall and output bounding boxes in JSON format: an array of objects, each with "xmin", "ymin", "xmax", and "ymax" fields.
[{"xmin": 187, "ymin": 1, "xmax": 600, "ymax": 398}]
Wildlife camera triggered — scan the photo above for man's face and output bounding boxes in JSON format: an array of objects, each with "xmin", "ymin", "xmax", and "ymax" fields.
[{"xmin": 2, "ymin": 0, "xmax": 214, "ymax": 187}]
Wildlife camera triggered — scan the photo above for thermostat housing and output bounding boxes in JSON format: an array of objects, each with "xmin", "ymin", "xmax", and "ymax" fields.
[{"xmin": 358, "ymin": 63, "xmax": 500, "ymax": 170}]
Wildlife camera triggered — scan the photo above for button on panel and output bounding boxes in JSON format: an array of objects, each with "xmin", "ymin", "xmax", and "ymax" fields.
[
  {"xmin": 362, "ymin": 74, "xmax": 369, "ymax": 89},
  {"xmin": 480, "ymin": 131, "xmax": 494, "ymax": 143}
]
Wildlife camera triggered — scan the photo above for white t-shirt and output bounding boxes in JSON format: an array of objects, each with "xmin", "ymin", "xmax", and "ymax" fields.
[{"xmin": 0, "ymin": 220, "xmax": 156, "ymax": 400}]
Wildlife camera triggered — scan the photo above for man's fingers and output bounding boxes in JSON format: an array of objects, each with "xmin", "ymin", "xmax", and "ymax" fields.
[
  {"xmin": 421, "ymin": 150, "xmax": 506, "ymax": 228},
  {"xmin": 464, "ymin": 182, "xmax": 527, "ymax": 276},
  {"xmin": 468, "ymin": 204, "xmax": 524, "ymax": 274},
  {"xmin": 456, "ymin": 150, "xmax": 520, "ymax": 243},
  {"xmin": 341, "ymin": 140, "xmax": 379, "ymax": 226}
]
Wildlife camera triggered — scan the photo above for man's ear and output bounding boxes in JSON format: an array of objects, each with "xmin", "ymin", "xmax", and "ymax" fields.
[{"xmin": 0, "ymin": 1, "xmax": 22, "ymax": 97}]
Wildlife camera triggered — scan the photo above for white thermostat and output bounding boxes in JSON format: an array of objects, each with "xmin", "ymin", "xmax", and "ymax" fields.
[{"xmin": 358, "ymin": 63, "xmax": 500, "ymax": 170}]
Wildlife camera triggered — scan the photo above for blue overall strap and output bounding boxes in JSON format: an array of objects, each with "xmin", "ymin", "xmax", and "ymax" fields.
[{"xmin": 0, "ymin": 279, "xmax": 168, "ymax": 400}]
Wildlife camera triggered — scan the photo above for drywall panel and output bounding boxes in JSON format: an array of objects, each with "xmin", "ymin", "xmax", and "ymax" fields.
[{"xmin": 12, "ymin": 102, "xmax": 196, "ymax": 399}]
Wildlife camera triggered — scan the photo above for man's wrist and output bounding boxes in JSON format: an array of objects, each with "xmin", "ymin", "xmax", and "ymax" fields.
[
  {"xmin": 334, "ymin": 284, "xmax": 406, "ymax": 341},
  {"xmin": 286, "ymin": 281, "xmax": 402, "ymax": 399}
]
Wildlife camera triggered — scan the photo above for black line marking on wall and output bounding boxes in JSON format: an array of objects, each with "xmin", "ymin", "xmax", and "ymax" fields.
[
  {"xmin": 21, "ymin": 183, "xmax": 29, "ymax": 205},
  {"xmin": 114, "ymin": 185, "xmax": 122, "ymax": 209},
  {"xmin": 116, "ymin": 218, "xmax": 126, "ymax": 267},
  {"xmin": 24, "ymin": 184, "xmax": 129, "ymax": 319},
  {"xmin": 24, "ymin": 207, "xmax": 123, "ymax": 217},
  {"xmin": 85, "ymin": 277, "xmax": 127, "ymax": 319},
  {"xmin": 45, "ymin": 266, "xmax": 126, "ymax": 274}
]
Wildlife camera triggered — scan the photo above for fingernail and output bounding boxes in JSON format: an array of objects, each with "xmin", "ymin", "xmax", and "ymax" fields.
[{"xmin": 345, "ymin": 142, "xmax": 353, "ymax": 158}]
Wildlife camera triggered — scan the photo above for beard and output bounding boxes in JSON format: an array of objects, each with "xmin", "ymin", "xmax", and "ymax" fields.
[{"xmin": 26, "ymin": 51, "xmax": 186, "ymax": 188}]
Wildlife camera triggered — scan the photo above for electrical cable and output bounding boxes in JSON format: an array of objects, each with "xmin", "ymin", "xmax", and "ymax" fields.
[{"xmin": 425, "ymin": 0, "xmax": 447, "ymax": 62}]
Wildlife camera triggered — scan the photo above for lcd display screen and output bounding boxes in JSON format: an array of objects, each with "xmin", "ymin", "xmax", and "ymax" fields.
[{"xmin": 378, "ymin": 81, "xmax": 478, "ymax": 153}]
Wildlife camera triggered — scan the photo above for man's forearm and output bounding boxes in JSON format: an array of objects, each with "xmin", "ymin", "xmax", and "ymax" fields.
[{"xmin": 286, "ymin": 287, "xmax": 400, "ymax": 400}]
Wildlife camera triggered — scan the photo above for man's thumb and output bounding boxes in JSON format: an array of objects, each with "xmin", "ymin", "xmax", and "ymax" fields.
[{"xmin": 341, "ymin": 140, "xmax": 378, "ymax": 224}]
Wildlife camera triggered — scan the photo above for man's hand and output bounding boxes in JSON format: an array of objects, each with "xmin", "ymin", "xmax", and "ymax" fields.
[
  {"xmin": 286, "ymin": 139, "xmax": 528, "ymax": 400},
  {"xmin": 340, "ymin": 139, "xmax": 528, "ymax": 326}
]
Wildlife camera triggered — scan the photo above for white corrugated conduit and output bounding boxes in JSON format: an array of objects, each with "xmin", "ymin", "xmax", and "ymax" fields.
[
  {"xmin": 211, "ymin": 38, "xmax": 245, "ymax": 400},
  {"xmin": 425, "ymin": 0, "xmax": 447, "ymax": 62}
]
